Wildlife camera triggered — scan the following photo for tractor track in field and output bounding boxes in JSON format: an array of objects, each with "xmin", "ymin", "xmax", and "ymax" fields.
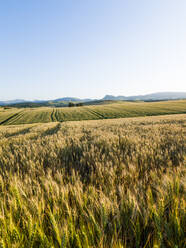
[
  {"xmin": 85, "ymin": 108, "xmax": 106, "ymax": 119},
  {"xmin": 55, "ymin": 110, "xmax": 67, "ymax": 122},
  {"xmin": 54, "ymin": 109, "xmax": 60, "ymax": 122},
  {"xmin": 6, "ymin": 111, "xmax": 25, "ymax": 125},
  {"xmin": 51, "ymin": 109, "xmax": 57, "ymax": 122},
  {"xmin": 51, "ymin": 109, "xmax": 62, "ymax": 122},
  {"xmin": 0, "ymin": 111, "xmax": 23, "ymax": 125}
]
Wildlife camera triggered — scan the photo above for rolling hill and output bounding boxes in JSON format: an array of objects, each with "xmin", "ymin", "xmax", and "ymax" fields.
[{"xmin": 0, "ymin": 100, "xmax": 185, "ymax": 125}]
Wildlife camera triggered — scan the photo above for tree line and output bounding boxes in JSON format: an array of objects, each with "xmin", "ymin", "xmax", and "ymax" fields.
[{"xmin": 68, "ymin": 102, "xmax": 83, "ymax": 107}]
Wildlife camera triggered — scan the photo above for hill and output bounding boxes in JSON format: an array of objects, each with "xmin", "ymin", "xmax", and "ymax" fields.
[
  {"xmin": 0, "ymin": 100, "xmax": 186, "ymax": 125},
  {"xmin": 0, "ymin": 99, "xmax": 27, "ymax": 105},
  {"xmin": 103, "ymin": 91, "xmax": 186, "ymax": 101}
]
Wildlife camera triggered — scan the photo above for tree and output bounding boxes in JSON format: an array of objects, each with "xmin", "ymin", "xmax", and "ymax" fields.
[
  {"xmin": 76, "ymin": 102, "xmax": 83, "ymax": 107},
  {"xmin": 68, "ymin": 102, "xmax": 75, "ymax": 107}
]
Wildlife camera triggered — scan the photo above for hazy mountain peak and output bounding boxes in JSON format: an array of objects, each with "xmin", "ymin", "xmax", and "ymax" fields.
[{"xmin": 0, "ymin": 92, "xmax": 186, "ymax": 107}]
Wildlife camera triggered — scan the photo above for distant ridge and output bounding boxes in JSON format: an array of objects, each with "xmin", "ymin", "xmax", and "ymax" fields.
[
  {"xmin": 103, "ymin": 92, "xmax": 186, "ymax": 101},
  {"xmin": 0, "ymin": 99, "xmax": 26, "ymax": 105},
  {"xmin": 0, "ymin": 92, "xmax": 186, "ymax": 107},
  {"xmin": 53, "ymin": 97, "xmax": 93, "ymax": 102}
]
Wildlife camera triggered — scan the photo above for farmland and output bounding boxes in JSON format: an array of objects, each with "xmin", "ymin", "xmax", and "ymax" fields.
[
  {"xmin": 0, "ymin": 114, "xmax": 185, "ymax": 247},
  {"xmin": 0, "ymin": 100, "xmax": 186, "ymax": 125}
]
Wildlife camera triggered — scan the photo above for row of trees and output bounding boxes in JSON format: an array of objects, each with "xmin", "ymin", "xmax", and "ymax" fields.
[{"xmin": 68, "ymin": 102, "xmax": 83, "ymax": 107}]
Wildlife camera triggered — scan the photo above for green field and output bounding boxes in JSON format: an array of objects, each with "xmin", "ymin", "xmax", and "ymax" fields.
[{"xmin": 0, "ymin": 100, "xmax": 186, "ymax": 125}]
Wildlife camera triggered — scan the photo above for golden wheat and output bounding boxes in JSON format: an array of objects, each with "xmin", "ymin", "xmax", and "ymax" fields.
[{"xmin": 0, "ymin": 114, "xmax": 185, "ymax": 247}]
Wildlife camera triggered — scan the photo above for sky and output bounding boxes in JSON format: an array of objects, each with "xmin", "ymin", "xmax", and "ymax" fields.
[{"xmin": 0, "ymin": 0, "xmax": 186, "ymax": 100}]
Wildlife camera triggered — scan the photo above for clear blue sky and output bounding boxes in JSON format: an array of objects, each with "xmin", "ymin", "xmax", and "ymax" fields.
[{"xmin": 0, "ymin": 0, "xmax": 186, "ymax": 100}]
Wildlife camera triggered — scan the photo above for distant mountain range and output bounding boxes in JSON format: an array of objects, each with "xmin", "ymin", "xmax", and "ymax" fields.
[
  {"xmin": 0, "ymin": 99, "xmax": 27, "ymax": 105},
  {"xmin": 102, "ymin": 92, "xmax": 186, "ymax": 101},
  {"xmin": 52, "ymin": 97, "xmax": 93, "ymax": 102},
  {"xmin": 0, "ymin": 92, "xmax": 186, "ymax": 107}
]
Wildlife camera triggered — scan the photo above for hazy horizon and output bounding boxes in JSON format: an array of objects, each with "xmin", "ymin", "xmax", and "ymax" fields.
[
  {"xmin": 1, "ymin": 0, "xmax": 186, "ymax": 100},
  {"xmin": 1, "ymin": 91, "xmax": 186, "ymax": 102}
]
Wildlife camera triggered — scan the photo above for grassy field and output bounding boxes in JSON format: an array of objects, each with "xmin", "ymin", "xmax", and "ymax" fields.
[
  {"xmin": 0, "ymin": 114, "xmax": 185, "ymax": 247},
  {"xmin": 0, "ymin": 100, "xmax": 186, "ymax": 125}
]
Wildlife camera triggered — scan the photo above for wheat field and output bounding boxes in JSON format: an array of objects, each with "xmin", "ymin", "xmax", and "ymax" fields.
[
  {"xmin": 0, "ymin": 100, "xmax": 186, "ymax": 125},
  {"xmin": 0, "ymin": 114, "xmax": 185, "ymax": 247}
]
